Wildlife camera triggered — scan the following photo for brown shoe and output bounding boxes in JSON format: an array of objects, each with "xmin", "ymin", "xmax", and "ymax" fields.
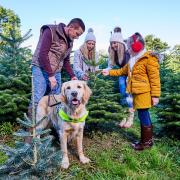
[{"xmin": 132, "ymin": 125, "xmax": 153, "ymax": 151}]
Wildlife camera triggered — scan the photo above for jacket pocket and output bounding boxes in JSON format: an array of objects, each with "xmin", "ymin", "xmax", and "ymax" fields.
[
  {"xmin": 134, "ymin": 77, "xmax": 147, "ymax": 83},
  {"xmin": 132, "ymin": 78, "xmax": 150, "ymax": 94}
]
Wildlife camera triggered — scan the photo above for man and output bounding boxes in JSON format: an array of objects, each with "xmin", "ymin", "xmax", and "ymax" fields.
[
  {"xmin": 28, "ymin": 18, "xmax": 85, "ymax": 117},
  {"xmin": 73, "ymin": 28, "xmax": 98, "ymax": 81}
]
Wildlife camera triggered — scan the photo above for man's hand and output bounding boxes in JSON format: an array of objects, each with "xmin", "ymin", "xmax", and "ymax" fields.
[
  {"xmin": 71, "ymin": 76, "xmax": 78, "ymax": 80},
  {"xmin": 102, "ymin": 69, "xmax": 109, "ymax": 76},
  {"xmin": 82, "ymin": 74, "xmax": 89, "ymax": 81},
  {"xmin": 48, "ymin": 76, "xmax": 57, "ymax": 89},
  {"xmin": 152, "ymin": 97, "xmax": 159, "ymax": 106}
]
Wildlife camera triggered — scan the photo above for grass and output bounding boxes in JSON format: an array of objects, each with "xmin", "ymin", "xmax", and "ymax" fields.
[
  {"xmin": 0, "ymin": 114, "xmax": 180, "ymax": 179},
  {"xmin": 51, "ymin": 123, "xmax": 180, "ymax": 180}
]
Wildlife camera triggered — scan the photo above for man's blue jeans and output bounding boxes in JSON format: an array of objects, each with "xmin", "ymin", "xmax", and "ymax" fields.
[
  {"xmin": 118, "ymin": 76, "xmax": 133, "ymax": 108},
  {"xmin": 29, "ymin": 65, "xmax": 61, "ymax": 107}
]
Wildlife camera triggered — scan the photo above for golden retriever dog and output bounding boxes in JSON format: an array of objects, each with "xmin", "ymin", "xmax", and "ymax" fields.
[{"xmin": 36, "ymin": 80, "xmax": 92, "ymax": 169}]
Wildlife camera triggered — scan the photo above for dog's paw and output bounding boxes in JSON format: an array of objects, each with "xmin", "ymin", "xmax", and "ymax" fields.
[
  {"xmin": 61, "ymin": 157, "xmax": 69, "ymax": 169},
  {"xmin": 80, "ymin": 156, "xmax": 91, "ymax": 164}
]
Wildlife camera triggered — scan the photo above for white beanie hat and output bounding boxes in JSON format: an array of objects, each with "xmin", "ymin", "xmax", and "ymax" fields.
[
  {"xmin": 110, "ymin": 27, "xmax": 124, "ymax": 43},
  {"xmin": 110, "ymin": 32, "xmax": 124, "ymax": 43},
  {"xmin": 84, "ymin": 28, "xmax": 96, "ymax": 42}
]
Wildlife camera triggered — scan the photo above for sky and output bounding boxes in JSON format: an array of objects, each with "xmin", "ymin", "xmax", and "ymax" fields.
[{"xmin": 1, "ymin": 0, "xmax": 180, "ymax": 53}]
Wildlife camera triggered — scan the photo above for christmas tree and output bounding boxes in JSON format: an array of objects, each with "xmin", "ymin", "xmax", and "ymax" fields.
[
  {"xmin": 0, "ymin": 76, "xmax": 62, "ymax": 179},
  {"xmin": 157, "ymin": 46, "xmax": 180, "ymax": 139},
  {"xmin": 0, "ymin": 22, "xmax": 32, "ymax": 77},
  {"xmin": 0, "ymin": 13, "xmax": 32, "ymax": 123},
  {"xmin": 0, "ymin": 74, "xmax": 31, "ymax": 123},
  {"xmin": 83, "ymin": 56, "xmax": 128, "ymax": 132}
]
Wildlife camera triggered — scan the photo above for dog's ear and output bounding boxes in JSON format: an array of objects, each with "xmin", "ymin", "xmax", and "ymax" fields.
[
  {"xmin": 82, "ymin": 82, "xmax": 92, "ymax": 104},
  {"xmin": 61, "ymin": 82, "xmax": 67, "ymax": 103}
]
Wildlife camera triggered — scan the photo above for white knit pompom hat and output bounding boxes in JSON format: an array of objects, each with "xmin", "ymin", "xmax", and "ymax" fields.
[
  {"xmin": 110, "ymin": 32, "xmax": 124, "ymax": 43},
  {"xmin": 110, "ymin": 27, "xmax": 124, "ymax": 43},
  {"xmin": 84, "ymin": 28, "xmax": 96, "ymax": 42}
]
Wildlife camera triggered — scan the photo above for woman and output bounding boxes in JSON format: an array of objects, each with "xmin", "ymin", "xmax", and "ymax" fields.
[
  {"xmin": 73, "ymin": 28, "xmax": 99, "ymax": 81},
  {"xmin": 106, "ymin": 27, "xmax": 134, "ymax": 128}
]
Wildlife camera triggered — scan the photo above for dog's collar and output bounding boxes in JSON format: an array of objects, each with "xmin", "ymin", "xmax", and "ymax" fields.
[{"xmin": 58, "ymin": 109, "xmax": 89, "ymax": 123}]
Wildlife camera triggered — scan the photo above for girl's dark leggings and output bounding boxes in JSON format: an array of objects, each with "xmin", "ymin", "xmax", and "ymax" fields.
[{"xmin": 137, "ymin": 108, "xmax": 151, "ymax": 126}]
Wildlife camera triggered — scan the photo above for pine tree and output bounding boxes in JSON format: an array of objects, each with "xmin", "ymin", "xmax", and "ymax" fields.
[
  {"xmin": 0, "ymin": 116, "xmax": 62, "ymax": 178},
  {"xmin": 0, "ymin": 9, "xmax": 32, "ymax": 123},
  {"xmin": 0, "ymin": 7, "xmax": 62, "ymax": 177},
  {"xmin": 0, "ymin": 76, "xmax": 62, "ymax": 179},
  {"xmin": 83, "ymin": 56, "xmax": 128, "ymax": 132},
  {"xmin": 0, "ymin": 24, "xmax": 32, "ymax": 77},
  {"xmin": 145, "ymin": 35, "xmax": 180, "ymax": 138},
  {"xmin": 0, "ymin": 74, "xmax": 31, "ymax": 123},
  {"xmin": 157, "ymin": 73, "xmax": 180, "ymax": 139},
  {"xmin": 145, "ymin": 34, "xmax": 169, "ymax": 52},
  {"xmin": 157, "ymin": 46, "xmax": 180, "ymax": 139}
]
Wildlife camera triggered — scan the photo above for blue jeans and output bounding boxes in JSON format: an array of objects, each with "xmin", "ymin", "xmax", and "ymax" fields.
[
  {"xmin": 118, "ymin": 76, "xmax": 133, "ymax": 108},
  {"xmin": 29, "ymin": 65, "xmax": 61, "ymax": 107}
]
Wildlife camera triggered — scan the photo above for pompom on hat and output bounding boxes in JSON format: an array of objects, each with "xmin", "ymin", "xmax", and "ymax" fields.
[{"xmin": 84, "ymin": 28, "xmax": 96, "ymax": 42}]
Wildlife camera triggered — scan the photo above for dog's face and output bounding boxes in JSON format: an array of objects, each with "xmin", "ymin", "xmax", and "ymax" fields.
[{"xmin": 61, "ymin": 80, "xmax": 92, "ymax": 108}]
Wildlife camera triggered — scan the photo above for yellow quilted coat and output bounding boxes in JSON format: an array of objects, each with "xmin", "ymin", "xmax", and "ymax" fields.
[{"xmin": 109, "ymin": 52, "xmax": 161, "ymax": 109}]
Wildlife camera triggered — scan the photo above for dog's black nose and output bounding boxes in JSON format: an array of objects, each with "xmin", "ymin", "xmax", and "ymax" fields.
[{"xmin": 71, "ymin": 91, "xmax": 78, "ymax": 97}]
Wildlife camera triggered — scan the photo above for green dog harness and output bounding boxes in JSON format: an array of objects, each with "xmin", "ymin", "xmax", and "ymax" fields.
[{"xmin": 58, "ymin": 109, "xmax": 89, "ymax": 123}]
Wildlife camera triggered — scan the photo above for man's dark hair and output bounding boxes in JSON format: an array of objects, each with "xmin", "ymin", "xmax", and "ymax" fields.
[{"xmin": 68, "ymin": 18, "xmax": 85, "ymax": 31}]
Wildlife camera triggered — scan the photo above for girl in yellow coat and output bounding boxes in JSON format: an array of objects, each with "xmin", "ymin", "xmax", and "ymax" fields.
[{"xmin": 102, "ymin": 32, "xmax": 161, "ymax": 151}]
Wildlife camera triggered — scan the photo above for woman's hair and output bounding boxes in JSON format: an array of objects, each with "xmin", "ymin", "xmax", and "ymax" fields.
[{"xmin": 109, "ymin": 43, "xmax": 125, "ymax": 66}]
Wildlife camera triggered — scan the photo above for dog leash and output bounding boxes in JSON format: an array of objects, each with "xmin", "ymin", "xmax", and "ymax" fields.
[
  {"xmin": 48, "ymin": 82, "xmax": 62, "ymax": 107},
  {"xmin": 48, "ymin": 94, "xmax": 62, "ymax": 107}
]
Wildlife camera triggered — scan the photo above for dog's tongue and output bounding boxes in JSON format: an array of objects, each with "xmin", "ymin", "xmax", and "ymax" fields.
[{"xmin": 72, "ymin": 99, "xmax": 79, "ymax": 105}]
